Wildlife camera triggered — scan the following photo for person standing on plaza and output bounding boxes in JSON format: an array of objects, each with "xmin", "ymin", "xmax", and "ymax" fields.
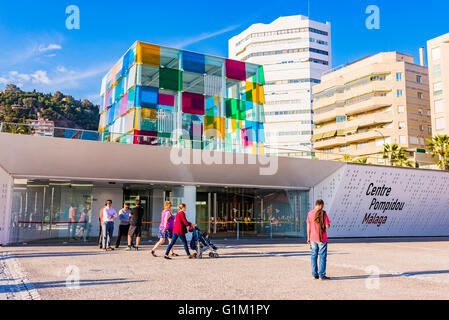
[
  {"xmin": 69, "ymin": 204, "xmax": 78, "ymax": 240},
  {"xmin": 115, "ymin": 203, "xmax": 131, "ymax": 248},
  {"xmin": 150, "ymin": 201, "xmax": 177, "ymax": 257},
  {"xmin": 102, "ymin": 200, "xmax": 118, "ymax": 251},
  {"xmin": 98, "ymin": 204, "xmax": 106, "ymax": 249},
  {"xmin": 307, "ymin": 199, "xmax": 331, "ymax": 280},
  {"xmin": 164, "ymin": 204, "xmax": 196, "ymax": 260},
  {"xmin": 126, "ymin": 199, "xmax": 144, "ymax": 251}
]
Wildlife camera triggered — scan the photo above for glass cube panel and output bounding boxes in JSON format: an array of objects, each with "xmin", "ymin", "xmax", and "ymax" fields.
[
  {"xmin": 136, "ymin": 86, "xmax": 158, "ymax": 108},
  {"xmin": 182, "ymin": 92, "xmax": 205, "ymax": 115},
  {"xmin": 127, "ymin": 65, "xmax": 137, "ymax": 91},
  {"xmin": 139, "ymin": 64, "xmax": 159, "ymax": 87},
  {"xmin": 226, "ymin": 59, "xmax": 246, "ymax": 81},
  {"xmin": 159, "ymin": 93, "xmax": 176, "ymax": 107},
  {"xmin": 137, "ymin": 42, "xmax": 160, "ymax": 66},
  {"xmin": 183, "ymin": 51, "xmax": 205, "ymax": 74},
  {"xmin": 205, "ymin": 74, "xmax": 223, "ymax": 96},
  {"xmin": 159, "ymin": 67, "xmax": 182, "ymax": 91},
  {"xmin": 204, "ymin": 116, "xmax": 225, "ymax": 139},
  {"xmin": 160, "ymin": 47, "xmax": 180, "ymax": 69},
  {"xmin": 183, "ymin": 71, "xmax": 205, "ymax": 94},
  {"xmin": 182, "ymin": 113, "xmax": 204, "ymax": 139}
]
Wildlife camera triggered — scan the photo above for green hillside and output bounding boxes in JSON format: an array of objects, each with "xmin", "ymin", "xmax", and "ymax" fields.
[{"xmin": 0, "ymin": 84, "xmax": 100, "ymax": 131}]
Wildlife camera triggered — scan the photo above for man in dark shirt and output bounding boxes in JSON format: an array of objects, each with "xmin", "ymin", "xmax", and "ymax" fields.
[{"xmin": 126, "ymin": 199, "xmax": 144, "ymax": 251}]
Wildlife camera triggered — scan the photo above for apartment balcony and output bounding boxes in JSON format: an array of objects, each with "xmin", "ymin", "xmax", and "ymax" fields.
[
  {"xmin": 313, "ymin": 136, "xmax": 346, "ymax": 149},
  {"xmin": 314, "ymin": 106, "xmax": 346, "ymax": 124},
  {"xmin": 344, "ymin": 128, "xmax": 389, "ymax": 144},
  {"xmin": 345, "ymin": 113, "xmax": 393, "ymax": 129},
  {"xmin": 345, "ymin": 96, "xmax": 392, "ymax": 116}
]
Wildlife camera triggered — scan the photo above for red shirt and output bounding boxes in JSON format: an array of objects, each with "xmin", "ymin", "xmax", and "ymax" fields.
[
  {"xmin": 307, "ymin": 209, "xmax": 330, "ymax": 242},
  {"xmin": 173, "ymin": 210, "xmax": 192, "ymax": 235}
]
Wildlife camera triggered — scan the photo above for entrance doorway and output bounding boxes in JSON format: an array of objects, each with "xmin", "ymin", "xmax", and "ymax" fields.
[{"xmin": 198, "ymin": 187, "xmax": 308, "ymax": 238}]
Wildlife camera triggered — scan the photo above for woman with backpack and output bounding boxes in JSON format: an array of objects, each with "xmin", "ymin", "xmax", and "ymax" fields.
[{"xmin": 307, "ymin": 199, "xmax": 331, "ymax": 280}]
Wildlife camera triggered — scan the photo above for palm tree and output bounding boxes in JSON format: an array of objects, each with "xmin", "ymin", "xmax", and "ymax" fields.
[
  {"xmin": 340, "ymin": 154, "xmax": 352, "ymax": 162},
  {"xmin": 395, "ymin": 148, "xmax": 414, "ymax": 167},
  {"xmin": 354, "ymin": 157, "xmax": 368, "ymax": 164},
  {"xmin": 382, "ymin": 144, "xmax": 400, "ymax": 166},
  {"xmin": 427, "ymin": 135, "xmax": 449, "ymax": 170}
]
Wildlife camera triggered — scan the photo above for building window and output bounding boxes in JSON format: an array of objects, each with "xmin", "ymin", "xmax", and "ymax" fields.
[
  {"xmin": 435, "ymin": 100, "xmax": 444, "ymax": 114},
  {"xmin": 397, "ymin": 105, "xmax": 405, "ymax": 114},
  {"xmin": 419, "ymin": 124, "xmax": 424, "ymax": 131},
  {"xmin": 434, "ymin": 82, "xmax": 443, "ymax": 96},
  {"xmin": 433, "ymin": 64, "xmax": 442, "ymax": 78},
  {"xmin": 436, "ymin": 117, "xmax": 445, "ymax": 131},
  {"xmin": 396, "ymin": 73, "xmax": 403, "ymax": 81},
  {"xmin": 432, "ymin": 47, "xmax": 441, "ymax": 60},
  {"xmin": 399, "ymin": 135, "xmax": 407, "ymax": 144},
  {"xmin": 417, "ymin": 92, "xmax": 423, "ymax": 99},
  {"xmin": 357, "ymin": 142, "xmax": 370, "ymax": 149},
  {"xmin": 409, "ymin": 136, "xmax": 419, "ymax": 145},
  {"xmin": 418, "ymin": 108, "xmax": 423, "ymax": 115},
  {"xmin": 398, "ymin": 121, "xmax": 405, "ymax": 129},
  {"xmin": 376, "ymin": 137, "xmax": 391, "ymax": 146},
  {"xmin": 339, "ymin": 145, "xmax": 350, "ymax": 152},
  {"xmin": 428, "ymin": 127, "xmax": 432, "ymax": 134},
  {"xmin": 397, "ymin": 90, "xmax": 403, "ymax": 97},
  {"xmin": 416, "ymin": 75, "xmax": 422, "ymax": 84},
  {"xmin": 336, "ymin": 116, "xmax": 347, "ymax": 123}
]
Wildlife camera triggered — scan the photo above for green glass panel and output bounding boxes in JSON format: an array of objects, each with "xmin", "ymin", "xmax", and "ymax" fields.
[
  {"xmin": 159, "ymin": 67, "xmax": 182, "ymax": 91},
  {"xmin": 258, "ymin": 66, "xmax": 265, "ymax": 85}
]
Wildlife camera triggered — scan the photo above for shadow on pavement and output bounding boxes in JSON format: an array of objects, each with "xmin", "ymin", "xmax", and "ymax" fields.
[
  {"xmin": 331, "ymin": 269, "xmax": 449, "ymax": 281},
  {"xmin": 1, "ymin": 251, "xmax": 102, "ymax": 260},
  {"xmin": 0, "ymin": 278, "xmax": 146, "ymax": 292}
]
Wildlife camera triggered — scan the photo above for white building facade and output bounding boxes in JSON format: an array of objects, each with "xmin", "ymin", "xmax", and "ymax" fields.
[{"xmin": 229, "ymin": 15, "xmax": 332, "ymax": 156}]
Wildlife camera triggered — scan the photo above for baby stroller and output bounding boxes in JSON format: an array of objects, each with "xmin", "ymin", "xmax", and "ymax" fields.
[{"xmin": 190, "ymin": 226, "xmax": 219, "ymax": 259}]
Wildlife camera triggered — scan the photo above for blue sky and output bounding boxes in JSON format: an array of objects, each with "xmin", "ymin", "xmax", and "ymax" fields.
[{"xmin": 0, "ymin": 0, "xmax": 448, "ymax": 104}]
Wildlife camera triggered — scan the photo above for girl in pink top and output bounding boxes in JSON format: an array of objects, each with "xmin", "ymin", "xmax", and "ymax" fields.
[{"xmin": 151, "ymin": 201, "xmax": 177, "ymax": 257}]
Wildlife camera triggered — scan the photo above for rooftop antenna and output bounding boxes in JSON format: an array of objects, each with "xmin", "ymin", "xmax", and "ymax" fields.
[{"xmin": 308, "ymin": 0, "xmax": 311, "ymax": 18}]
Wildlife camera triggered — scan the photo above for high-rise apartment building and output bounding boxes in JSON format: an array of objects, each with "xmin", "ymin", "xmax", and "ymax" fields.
[
  {"xmin": 427, "ymin": 33, "xmax": 449, "ymax": 136},
  {"xmin": 312, "ymin": 52, "xmax": 433, "ymax": 166},
  {"xmin": 229, "ymin": 15, "xmax": 331, "ymax": 157}
]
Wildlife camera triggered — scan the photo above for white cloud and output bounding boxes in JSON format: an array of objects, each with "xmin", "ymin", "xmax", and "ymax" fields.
[
  {"xmin": 169, "ymin": 25, "xmax": 240, "ymax": 48},
  {"xmin": 31, "ymin": 70, "xmax": 51, "ymax": 85},
  {"xmin": 0, "ymin": 64, "xmax": 110, "ymax": 92},
  {"xmin": 39, "ymin": 44, "xmax": 62, "ymax": 53}
]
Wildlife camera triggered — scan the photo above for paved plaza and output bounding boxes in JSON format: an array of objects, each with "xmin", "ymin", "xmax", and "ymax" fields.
[{"xmin": 1, "ymin": 237, "xmax": 449, "ymax": 300}]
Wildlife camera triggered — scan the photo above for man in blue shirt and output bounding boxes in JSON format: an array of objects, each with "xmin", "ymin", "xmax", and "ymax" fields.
[{"xmin": 115, "ymin": 203, "xmax": 131, "ymax": 248}]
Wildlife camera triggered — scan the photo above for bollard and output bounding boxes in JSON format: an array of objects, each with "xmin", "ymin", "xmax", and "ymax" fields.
[
  {"xmin": 237, "ymin": 221, "xmax": 239, "ymax": 240},
  {"xmin": 270, "ymin": 222, "xmax": 273, "ymax": 239}
]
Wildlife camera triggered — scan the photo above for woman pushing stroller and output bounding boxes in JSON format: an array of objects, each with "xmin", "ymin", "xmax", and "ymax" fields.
[{"xmin": 164, "ymin": 203, "xmax": 197, "ymax": 260}]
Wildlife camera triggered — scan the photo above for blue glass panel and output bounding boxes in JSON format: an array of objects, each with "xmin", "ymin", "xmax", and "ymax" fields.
[
  {"xmin": 183, "ymin": 51, "xmax": 205, "ymax": 74},
  {"xmin": 136, "ymin": 85, "xmax": 158, "ymax": 108}
]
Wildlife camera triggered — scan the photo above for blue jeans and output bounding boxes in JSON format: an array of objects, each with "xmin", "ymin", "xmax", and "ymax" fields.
[
  {"xmin": 311, "ymin": 242, "xmax": 328, "ymax": 279},
  {"xmin": 102, "ymin": 222, "xmax": 114, "ymax": 249},
  {"xmin": 165, "ymin": 234, "xmax": 190, "ymax": 256}
]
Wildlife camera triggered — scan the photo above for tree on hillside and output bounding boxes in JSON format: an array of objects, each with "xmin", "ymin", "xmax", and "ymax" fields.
[{"xmin": 427, "ymin": 135, "xmax": 449, "ymax": 170}]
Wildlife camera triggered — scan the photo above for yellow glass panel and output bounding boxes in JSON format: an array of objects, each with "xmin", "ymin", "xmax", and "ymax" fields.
[
  {"xmin": 205, "ymin": 116, "xmax": 225, "ymax": 139},
  {"xmin": 256, "ymin": 84, "xmax": 265, "ymax": 104},
  {"xmin": 259, "ymin": 143, "xmax": 264, "ymax": 155},
  {"xmin": 137, "ymin": 42, "xmax": 160, "ymax": 66},
  {"xmin": 141, "ymin": 108, "xmax": 157, "ymax": 120}
]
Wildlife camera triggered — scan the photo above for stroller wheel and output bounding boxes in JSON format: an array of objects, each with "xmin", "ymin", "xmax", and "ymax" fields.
[
  {"xmin": 214, "ymin": 253, "xmax": 219, "ymax": 258},
  {"xmin": 193, "ymin": 253, "xmax": 197, "ymax": 259},
  {"xmin": 209, "ymin": 252, "xmax": 214, "ymax": 258},
  {"xmin": 198, "ymin": 254, "xmax": 203, "ymax": 259}
]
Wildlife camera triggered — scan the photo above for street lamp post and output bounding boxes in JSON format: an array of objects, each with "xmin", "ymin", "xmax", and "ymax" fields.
[{"xmin": 374, "ymin": 129, "xmax": 390, "ymax": 165}]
